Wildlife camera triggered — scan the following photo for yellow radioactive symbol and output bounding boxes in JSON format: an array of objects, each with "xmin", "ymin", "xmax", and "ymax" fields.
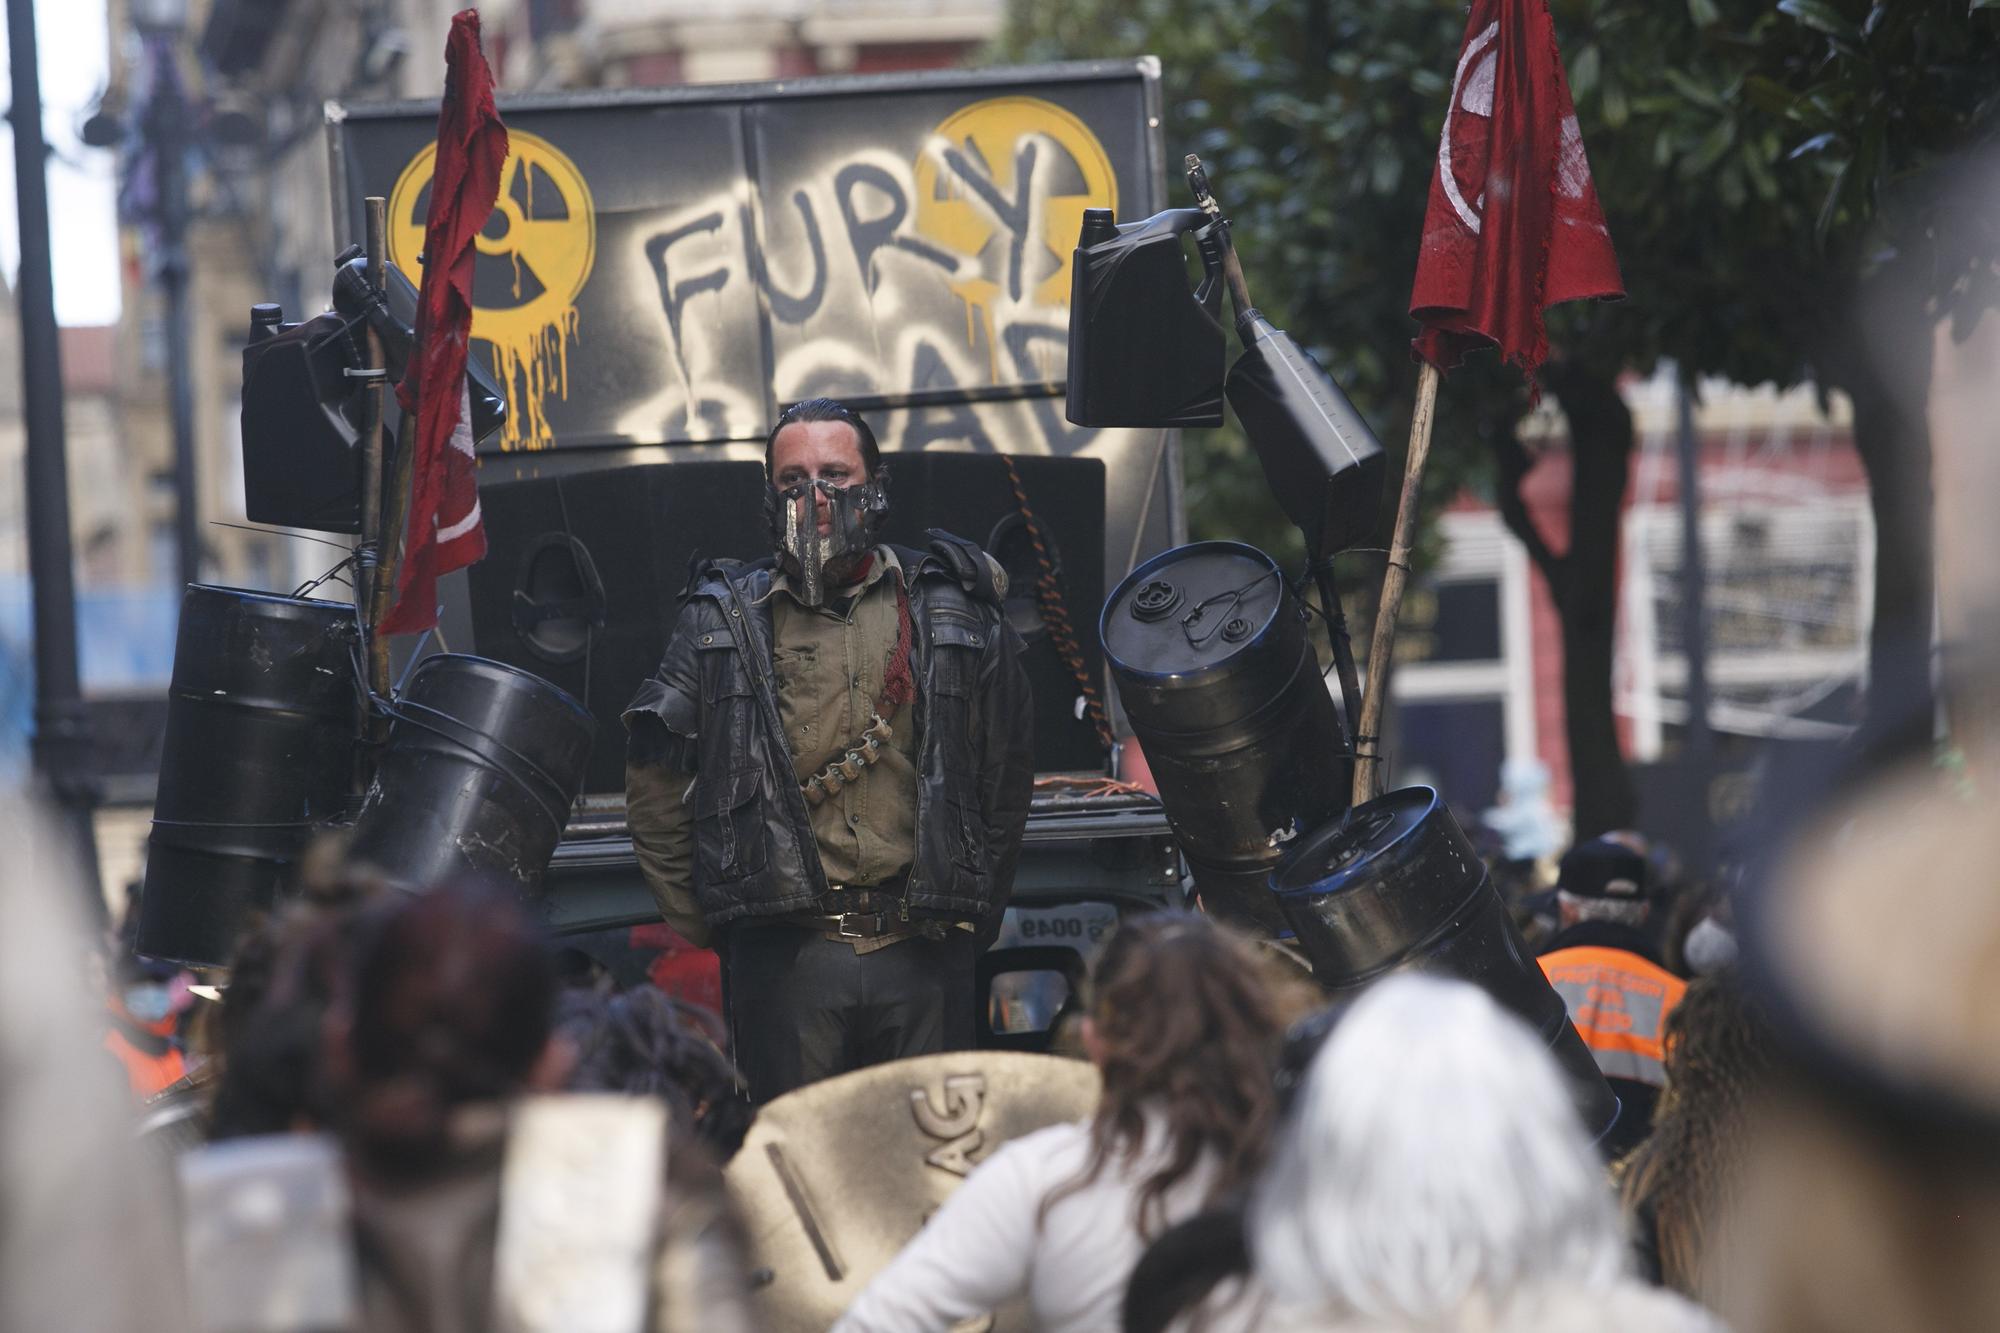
[
  {"xmin": 913, "ymin": 95, "xmax": 1118, "ymax": 315},
  {"xmin": 388, "ymin": 129, "xmax": 595, "ymax": 451}
]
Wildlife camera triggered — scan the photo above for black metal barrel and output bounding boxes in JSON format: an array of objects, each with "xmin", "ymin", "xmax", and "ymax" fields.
[
  {"xmin": 347, "ymin": 654, "xmax": 595, "ymax": 892},
  {"xmin": 1101, "ymin": 541, "xmax": 1351, "ymax": 932},
  {"xmin": 1271, "ymin": 787, "xmax": 1621, "ymax": 1141},
  {"xmin": 137, "ymin": 585, "xmax": 359, "ymax": 967}
]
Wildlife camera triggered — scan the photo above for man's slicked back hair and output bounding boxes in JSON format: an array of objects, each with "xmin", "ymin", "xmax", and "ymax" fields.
[{"xmin": 765, "ymin": 397, "xmax": 881, "ymax": 476}]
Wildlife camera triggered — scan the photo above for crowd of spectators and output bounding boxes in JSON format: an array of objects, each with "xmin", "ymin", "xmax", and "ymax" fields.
[{"xmin": 7, "ymin": 738, "xmax": 1993, "ymax": 1332}]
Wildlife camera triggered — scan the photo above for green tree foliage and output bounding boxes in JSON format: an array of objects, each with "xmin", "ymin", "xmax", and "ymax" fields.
[
  {"xmin": 997, "ymin": 0, "xmax": 2000, "ymax": 833},
  {"xmin": 1567, "ymin": 0, "xmax": 2000, "ymax": 755}
]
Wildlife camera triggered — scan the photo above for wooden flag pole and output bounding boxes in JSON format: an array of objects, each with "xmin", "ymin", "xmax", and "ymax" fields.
[
  {"xmin": 1351, "ymin": 360, "xmax": 1441, "ymax": 805},
  {"xmin": 358, "ymin": 196, "xmax": 394, "ymax": 733}
]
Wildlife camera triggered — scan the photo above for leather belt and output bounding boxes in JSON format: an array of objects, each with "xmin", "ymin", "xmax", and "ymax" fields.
[
  {"xmin": 818, "ymin": 885, "xmax": 905, "ymax": 913},
  {"xmin": 775, "ymin": 877, "xmax": 912, "ymax": 937},
  {"xmin": 790, "ymin": 909, "xmax": 902, "ymax": 939}
]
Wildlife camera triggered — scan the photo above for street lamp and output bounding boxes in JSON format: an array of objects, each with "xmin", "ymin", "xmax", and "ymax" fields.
[
  {"xmin": 82, "ymin": 1, "xmax": 202, "ymax": 597},
  {"xmin": 8, "ymin": 0, "xmax": 102, "ymax": 907}
]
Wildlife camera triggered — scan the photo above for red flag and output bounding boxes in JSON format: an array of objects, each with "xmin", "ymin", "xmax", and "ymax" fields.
[
  {"xmin": 1409, "ymin": 0, "xmax": 1622, "ymax": 381},
  {"xmin": 380, "ymin": 9, "xmax": 507, "ymax": 636}
]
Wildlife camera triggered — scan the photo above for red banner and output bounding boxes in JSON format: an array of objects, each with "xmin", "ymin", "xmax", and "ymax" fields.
[
  {"xmin": 382, "ymin": 9, "xmax": 506, "ymax": 635},
  {"xmin": 1409, "ymin": 0, "xmax": 1623, "ymax": 381}
]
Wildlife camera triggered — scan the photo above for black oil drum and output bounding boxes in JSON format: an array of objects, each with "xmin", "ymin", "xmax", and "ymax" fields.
[
  {"xmin": 347, "ymin": 654, "xmax": 595, "ymax": 892},
  {"xmin": 137, "ymin": 585, "xmax": 359, "ymax": 967},
  {"xmin": 1271, "ymin": 787, "xmax": 1620, "ymax": 1141},
  {"xmin": 1102, "ymin": 541, "xmax": 1351, "ymax": 932}
]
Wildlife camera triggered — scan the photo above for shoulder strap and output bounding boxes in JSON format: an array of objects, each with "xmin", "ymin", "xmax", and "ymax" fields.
[
  {"xmin": 923, "ymin": 528, "xmax": 1003, "ymax": 603},
  {"xmin": 682, "ymin": 554, "xmax": 774, "ymax": 603}
]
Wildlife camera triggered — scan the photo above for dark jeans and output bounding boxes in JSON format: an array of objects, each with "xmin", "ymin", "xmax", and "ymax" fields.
[{"xmin": 721, "ymin": 926, "xmax": 978, "ymax": 1104}]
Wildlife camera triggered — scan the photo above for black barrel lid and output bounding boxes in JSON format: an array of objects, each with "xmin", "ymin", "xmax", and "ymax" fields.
[
  {"xmin": 1272, "ymin": 787, "xmax": 1435, "ymax": 894},
  {"xmin": 402, "ymin": 653, "xmax": 597, "ymax": 737},
  {"xmin": 1101, "ymin": 541, "xmax": 1287, "ymax": 680},
  {"xmin": 181, "ymin": 581, "xmax": 356, "ymax": 621}
]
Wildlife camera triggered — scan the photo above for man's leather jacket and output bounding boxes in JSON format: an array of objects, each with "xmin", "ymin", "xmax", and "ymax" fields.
[{"xmin": 622, "ymin": 536, "xmax": 1034, "ymax": 931}]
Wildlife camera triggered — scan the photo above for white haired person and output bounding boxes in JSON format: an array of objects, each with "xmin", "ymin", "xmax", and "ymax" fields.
[{"xmin": 1246, "ymin": 974, "xmax": 1719, "ymax": 1332}]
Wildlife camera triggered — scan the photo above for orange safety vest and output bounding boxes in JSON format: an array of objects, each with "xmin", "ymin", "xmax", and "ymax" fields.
[
  {"xmin": 104, "ymin": 1028, "xmax": 187, "ymax": 1100},
  {"xmin": 1538, "ymin": 946, "xmax": 1687, "ymax": 1089}
]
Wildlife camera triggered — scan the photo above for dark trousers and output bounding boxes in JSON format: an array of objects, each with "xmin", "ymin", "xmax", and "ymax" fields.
[{"xmin": 721, "ymin": 926, "xmax": 978, "ymax": 1104}]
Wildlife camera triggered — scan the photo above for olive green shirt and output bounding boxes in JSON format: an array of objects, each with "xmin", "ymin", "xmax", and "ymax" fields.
[
  {"xmin": 770, "ymin": 550, "xmax": 920, "ymax": 887},
  {"xmin": 625, "ymin": 548, "xmax": 918, "ymax": 949}
]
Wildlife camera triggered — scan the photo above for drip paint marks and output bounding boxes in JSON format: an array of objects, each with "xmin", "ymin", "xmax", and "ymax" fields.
[{"xmin": 390, "ymin": 130, "xmax": 596, "ymax": 451}]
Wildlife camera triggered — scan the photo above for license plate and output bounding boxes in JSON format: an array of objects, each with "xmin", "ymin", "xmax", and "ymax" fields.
[{"xmin": 991, "ymin": 903, "xmax": 1120, "ymax": 951}]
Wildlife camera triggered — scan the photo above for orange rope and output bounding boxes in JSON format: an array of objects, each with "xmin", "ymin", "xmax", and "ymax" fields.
[
  {"xmin": 1034, "ymin": 774, "xmax": 1151, "ymax": 799},
  {"xmin": 1000, "ymin": 454, "xmax": 1116, "ymax": 754}
]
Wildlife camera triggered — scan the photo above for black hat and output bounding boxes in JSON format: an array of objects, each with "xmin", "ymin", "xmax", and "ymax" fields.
[{"xmin": 1557, "ymin": 836, "xmax": 1649, "ymax": 901}]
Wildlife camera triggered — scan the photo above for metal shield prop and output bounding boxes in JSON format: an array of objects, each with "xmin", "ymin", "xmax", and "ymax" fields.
[{"xmin": 725, "ymin": 1050, "xmax": 1101, "ymax": 1330}]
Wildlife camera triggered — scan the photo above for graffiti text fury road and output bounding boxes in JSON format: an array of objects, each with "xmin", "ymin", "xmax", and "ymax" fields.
[{"xmin": 627, "ymin": 97, "xmax": 1117, "ymax": 444}]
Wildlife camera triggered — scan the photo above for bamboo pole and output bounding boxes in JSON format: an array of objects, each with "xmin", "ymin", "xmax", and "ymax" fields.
[
  {"xmin": 1351, "ymin": 360, "xmax": 1441, "ymax": 805},
  {"xmin": 382, "ymin": 409, "xmax": 417, "ymax": 629}
]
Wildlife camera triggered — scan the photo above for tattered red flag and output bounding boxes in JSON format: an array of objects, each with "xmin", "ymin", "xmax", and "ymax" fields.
[
  {"xmin": 381, "ymin": 8, "xmax": 506, "ymax": 636},
  {"xmin": 1409, "ymin": 0, "xmax": 1623, "ymax": 383}
]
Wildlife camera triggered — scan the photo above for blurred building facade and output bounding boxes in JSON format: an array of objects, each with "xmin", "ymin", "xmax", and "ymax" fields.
[
  {"xmin": 1391, "ymin": 370, "xmax": 1871, "ymax": 853},
  {"xmin": 475, "ymin": 0, "xmax": 1000, "ymax": 90},
  {"xmin": 0, "ymin": 294, "xmax": 150, "ymax": 760}
]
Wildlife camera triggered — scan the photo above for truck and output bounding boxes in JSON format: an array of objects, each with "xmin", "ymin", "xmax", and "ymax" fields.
[{"xmin": 325, "ymin": 58, "xmax": 1189, "ymax": 1043}]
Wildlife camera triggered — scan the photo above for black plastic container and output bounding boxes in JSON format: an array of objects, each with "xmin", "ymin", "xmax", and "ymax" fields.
[
  {"xmin": 1065, "ymin": 207, "xmax": 1227, "ymax": 428},
  {"xmin": 347, "ymin": 654, "xmax": 595, "ymax": 891},
  {"xmin": 137, "ymin": 586, "xmax": 359, "ymax": 967},
  {"xmin": 239, "ymin": 309, "xmax": 368, "ymax": 534},
  {"xmin": 1101, "ymin": 541, "xmax": 1351, "ymax": 932},
  {"xmin": 242, "ymin": 257, "xmax": 509, "ymax": 537},
  {"xmin": 1271, "ymin": 787, "xmax": 1621, "ymax": 1140},
  {"xmin": 1226, "ymin": 314, "xmax": 1387, "ymax": 562}
]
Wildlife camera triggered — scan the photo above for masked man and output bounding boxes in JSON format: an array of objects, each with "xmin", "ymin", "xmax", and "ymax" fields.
[{"xmin": 624, "ymin": 399, "xmax": 1034, "ymax": 1103}]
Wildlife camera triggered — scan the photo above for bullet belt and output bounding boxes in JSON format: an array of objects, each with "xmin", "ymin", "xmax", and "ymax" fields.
[{"xmin": 802, "ymin": 714, "xmax": 894, "ymax": 806}]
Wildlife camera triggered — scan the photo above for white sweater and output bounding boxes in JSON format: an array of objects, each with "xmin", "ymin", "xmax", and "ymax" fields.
[{"xmin": 833, "ymin": 1116, "xmax": 1247, "ymax": 1333}]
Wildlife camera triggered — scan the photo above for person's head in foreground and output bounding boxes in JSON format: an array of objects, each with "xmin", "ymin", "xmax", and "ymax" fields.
[
  {"xmin": 1061, "ymin": 910, "xmax": 1285, "ymax": 1233},
  {"xmin": 566, "ymin": 983, "xmax": 753, "ymax": 1161},
  {"xmin": 322, "ymin": 877, "xmax": 564, "ymax": 1177},
  {"xmin": 1247, "ymin": 973, "xmax": 1719, "ymax": 1332},
  {"xmin": 1720, "ymin": 761, "xmax": 2000, "ymax": 1333},
  {"xmin": 830, "ymin": 910, "xmax": 1287, "ymax": 1333}
]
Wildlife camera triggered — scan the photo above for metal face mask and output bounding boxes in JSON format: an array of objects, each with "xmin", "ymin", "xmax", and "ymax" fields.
[{"xmin": 770, "ymin": 476, "xmax": 888, "ymax": 607}]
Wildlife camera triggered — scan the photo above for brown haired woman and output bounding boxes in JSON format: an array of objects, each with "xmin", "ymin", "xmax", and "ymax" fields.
[
  {"xmin": 834, "ymin": 911, "xmax": 1285, "ymax": 1333},
  {"xmin": 1618, "ymin": 972, "xmax": 1776, "ymax": 1304}
]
